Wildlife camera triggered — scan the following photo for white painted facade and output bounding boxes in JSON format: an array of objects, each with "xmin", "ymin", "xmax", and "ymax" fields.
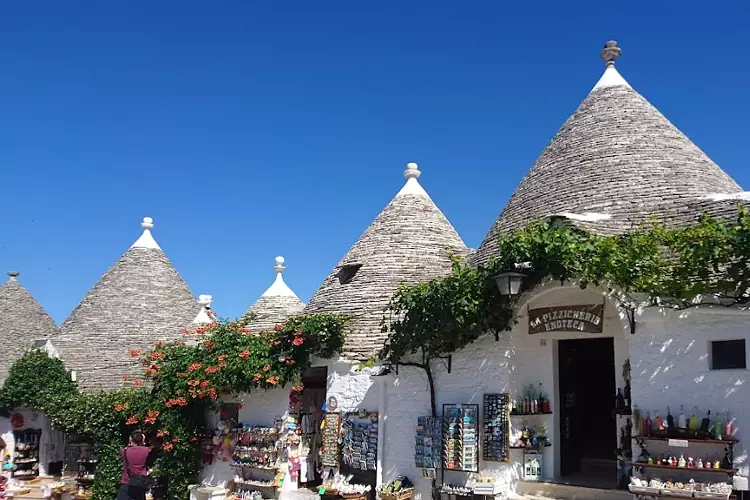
[{"xmin": 202, "ymin": 285, "xmax": 750, "ymax": 498}]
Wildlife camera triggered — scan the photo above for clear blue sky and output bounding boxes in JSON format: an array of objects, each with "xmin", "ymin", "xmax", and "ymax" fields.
[{"xmin": 2, "ymin": 1, "xmax": 749, "ymax": 323}]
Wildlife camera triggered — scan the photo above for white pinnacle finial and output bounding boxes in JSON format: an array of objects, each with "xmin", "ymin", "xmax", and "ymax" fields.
[
  {"xmin": 193, "ymin": 294, "xmax": 216, "ymax": 325},
  {"xmin": 592, "ymin": 41, "xmax": 631, "ymax": 91},
  {"xmin": 7, "ymin": 271, "xmax": 19, "ymax": 282},
  {"xmin": 274, "ymin": 256, "xmax": 286, "ymax": 273},
  {"xmin": 404, "ymin": 162, "xmax": 421, "ymax": 180},
  {"xmin": 261, "ymin": 256, "xmax": 298, "ymax": 298},
  {"xmin": 131, "ymin": 216, "xmax": 162, "ymax": 250},
  {"xmin": 396, "ymin": 161, "xmax": 428, "ymax": 197}
]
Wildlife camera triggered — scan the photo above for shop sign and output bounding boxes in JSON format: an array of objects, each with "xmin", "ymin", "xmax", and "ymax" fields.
[{"xmin": 528, "ymin": 304, "xmax": 604, "ymax": 334}]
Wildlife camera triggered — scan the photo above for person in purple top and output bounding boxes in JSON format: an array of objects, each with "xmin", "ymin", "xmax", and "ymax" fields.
[{"xmin": 116, "ymin": 431, "xmax": 151, "ymax": 500}]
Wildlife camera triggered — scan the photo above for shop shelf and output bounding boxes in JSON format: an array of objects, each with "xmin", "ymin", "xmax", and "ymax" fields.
[{"xmin": 630, "ymin": 462, "xmax": 738, "ymax": 475}]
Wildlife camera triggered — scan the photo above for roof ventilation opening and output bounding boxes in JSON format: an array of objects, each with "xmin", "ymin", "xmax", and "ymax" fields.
[{"xmin": 337, "ymin": 263, "xmax": 362, "ymax": 285}]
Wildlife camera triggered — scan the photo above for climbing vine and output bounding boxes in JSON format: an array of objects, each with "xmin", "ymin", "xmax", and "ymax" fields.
[
  {"xmin": 0, "ymin": 314, "xmax": 347, "ymax": 500},
  {"xmin": 380, "ymin": 206, "xmax": 750, "ymax": 413}
]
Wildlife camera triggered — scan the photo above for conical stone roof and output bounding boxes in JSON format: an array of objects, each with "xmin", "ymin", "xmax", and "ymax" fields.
[
  {"xmin": 474, "ymin": 41, "xmax": 744, "ymax": 265},
  {"xmin": 56, "ymin": 217, "xmax": 199, "ymax": 391},
  {"xmin": 305, "ymin": 163, "xmax": 468, "ymax": 360},
  {"xmin": 241, "ymin": 257, "xmax": 305, "ymax": 332},
  {"xmin": 0, "ymin": 272, "xmax": 59, "ymax": 383}
]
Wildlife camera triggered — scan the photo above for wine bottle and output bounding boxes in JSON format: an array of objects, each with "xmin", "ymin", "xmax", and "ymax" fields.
[
  {"xmin": 624, "ymin": 380, "xmax": 631, "ymax": 409},
  {"xmin": 616, "ymin": 389, "xmax": 625, "ymax": 412},
  {"xmin": 666, "ymin": 407, "xmax": 674, "ymax": 428},
  {"xmin": 700, "ymin": 410, "xmax": 711, "ymax": 433},
  {"xmin": 655, "ymin": 412, "xmax": 664, "ymax": 432},
  {"xmin": 678, "ymin": 405, "xmax": 687, "ymax": 429},
  {"xmin": 644, "ymin": 411, "xmax": 652, "ymax": 437},
  {"xmin": 689, "ymin": 407, "xmax": 699, "ymax": 431},
  {"xmin": 724, "ymin": 412, "xmax": 732, "ymax": 438}
]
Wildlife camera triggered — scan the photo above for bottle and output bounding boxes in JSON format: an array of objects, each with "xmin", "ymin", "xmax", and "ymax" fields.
[
  {"xmin": 724, "ymin": 412, "xmax": 732, "ymax": 438},
  {"xmin": 700, "ymin": 410, "xmax": 711, "ymax": 433},
  {"xmin": 544, "ymin": 399, "xmax": 551, "ymax": 414},
  {"xmin": 666, "ymin": 407, "xmax": 674, "ymax": 428},
  {"xmin": 644, "ymin": 411, "xmax": 652, "ymax": 437},
  {"xmin": 689, "ymin": 407, "xmax": 699, "ymax": 431},
  {"xmin": 714, "ymin": 417, "xmax": 723, "ymax": 440},
  {"xmin": 655, "ymin": 412, "xmax": 664, "ymax": 432},
  {"xmin": 616, "ymin": 389, "xmax": 625, "ymax": 412},
  {"xmin": 678, "ymin": 405, "xmax": 687, "ymax": 429},
  {"xmin": 624, "ymin": 380, "xmax": 631, "ymax": 409},
  {"xmin": 538, "ymin": 383, "xmax": 544, "ymax": 412},
  {"xmin": 652, "ymin": 411, "xmax": 659, "ymax": 433}
]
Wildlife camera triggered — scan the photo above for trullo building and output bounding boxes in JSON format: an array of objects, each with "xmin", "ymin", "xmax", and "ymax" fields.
[
  {"xmin": 0, "ymin": 271, "xmax": 59, "ymax": 384},
  {"xmin": 55, "ymin": 217, "xmax": 199, "ymax": 391}
]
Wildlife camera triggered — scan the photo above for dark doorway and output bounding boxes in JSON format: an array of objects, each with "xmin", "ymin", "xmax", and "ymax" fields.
[{"xmin": 558, "ymin": 338, "xmax": 616, "ymax": 481}]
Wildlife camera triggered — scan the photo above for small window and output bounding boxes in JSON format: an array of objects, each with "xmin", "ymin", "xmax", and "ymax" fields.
[
  {"xmin": 711, "ymin": 340, "xmax": 747, "ymax": 370},
  {"xmin": 337, "ymin": 263, "xmax": 362, "ymax": 285}
]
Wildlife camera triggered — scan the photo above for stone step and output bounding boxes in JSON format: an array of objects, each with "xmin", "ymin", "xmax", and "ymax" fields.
[{"xmin": 514, "ymin": 482, "xmax": 632, "ymax": 500}]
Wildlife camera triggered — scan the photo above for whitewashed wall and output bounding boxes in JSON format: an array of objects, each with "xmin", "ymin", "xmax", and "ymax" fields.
[
  {"xmin": 630, "ymin": 307, "xmax": 750, "ymax": 488},
  {"xmin": 377, "ymin": 285, "xmax": 630, "ymax": 499}
]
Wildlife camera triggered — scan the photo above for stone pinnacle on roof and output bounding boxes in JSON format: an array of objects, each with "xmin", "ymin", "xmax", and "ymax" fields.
[
  {"xmin": 192, "ymin": 294, "xmax": 217, "ymax": 325},
  {"xmin": 600, "ymin": 40, "xmax": 622, "ymax": 66},
  {"xmin": 131, "ymin": 217, "xmax": 161, "ymax": 250},
  {"xmin": 0, "ymin": 271, "xmax": 59, "ymax": 383},
  {"xmin": 305, "ymin": 161, "xmax": 469, "ymax": 360},
  {"xmin": 57, "ymin": 216, "xmax": 198, "ymax": 392},
  {"xmin": 473, "ymin": 41, "xmax": 743, "ymax": 265},
  {"xmin": 241, "ymin": 256, "xmax": 305, "ymax": 332}
]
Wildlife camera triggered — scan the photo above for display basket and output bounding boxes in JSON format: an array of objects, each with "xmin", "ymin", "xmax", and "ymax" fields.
[
  {"xmin": 661, "ymin": 489, "xmax": 694, "ymax": 498},
  {"xmin": 340, "ymin": 494, "xmax": 368, "ymax": 500},
  {"xmin": 379, "ymin": 488, "xmax": 414, "ymax": 500}
]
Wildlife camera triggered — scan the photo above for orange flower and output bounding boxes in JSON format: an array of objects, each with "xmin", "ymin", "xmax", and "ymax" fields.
[
  {"xmin": 114, "ymin": 403, "xmax": 129, "ymax": 412},
  {"xmin": 123, "ymin": 375, "xmax": 130, "ymax": 381},
  {"xmin": 187, "ymin": 363, "xmax": 201, "ymax": 373},
  {"xmin": 129, "ymin": 349, "xmax": 141, "ymax": 358},
  {"xmin": 263, "ymin": 364, "xmax": 271, "ymax": 372},
  {"xmin": 157, "ymin": 430, "xmax": 170, "ymax": 438},
  {"xmin": 273, "ymin": 324, "xmax": 282, "ymax": 332},
  {"xmin": 285, "ymin": 359, "xmax": 296, "ymax": 366},
  {"xmin": 196, "ymin": 326, "xmax": 207, "ymax": 335},
  {"xmin": 205, "ymin": 366, "xmax": 220, "ymax": 374},
  {"xmin": 150, "ymin": 351, "xmax": 165, "ymax": 360},
  {"xmin": 240, "ymin": 327, "xmax": 249, "ymax": 335},
  {"xmin": 188, "ymin": 379, "xmax": 200, "ymax": 387},
  {"xmin": 182, "ymin": 328, "xmax": 193, "ymax": 335},
  {"xmin": 267, "ymin": 376, "xmax": 279, "ymax": 385},
  {"xmin": 203, "ymin": 340, "xmax": 216, "ymax": 350},
  {"xmin": 162, "ymin": 442, "xmax": 174, "ymax": 452},
  {"xmin": 238, "ymin": 350, "xmax": 250, "ymax": 359},
  {"xmin": 218, "ymin": 354, "xmax": 228, "ymax": 362},
  {"xmin": 252, "ymin": 374, "xmax": 262, "ymax": 383},
  {"xmin": 155, "ymin": 340, "xmax": 164, "ymax": 347},
  {"xmin": 144, "ymin": 410, "xmax": 160, "ymax": 424},
  {"xmin": 133, "ymin": 380, "xmax": 143, "ymax": 387},
  {"xmin": 126, "ymin": 415, "xmax": 139, "ymax": 425},
  {"xmin": 200, "ymin": 380, "xmax": 209, "ymax": 388},
  {"xmin": 292, "ymin": 336, "xmax": 304, "ymax": 347},
  {"xmin": 209, "ymin": 388, "xmax": 218, "ymax": 399}
]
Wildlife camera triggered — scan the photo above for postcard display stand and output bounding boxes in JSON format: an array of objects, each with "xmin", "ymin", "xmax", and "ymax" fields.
[
  {"xmin": 415, "ymin": 416, "xmax": 442, "ymax": 478},
  {"xmin": 321, "ymin": 413, "xmax": 342, "ymax": 469},
  {"xmin": 438, "ymin": 404, "xmax": 479, "ymax": 496},
  {"xmin": 482, "ymin": 394, "xmax": 510, "ymax": 463}
]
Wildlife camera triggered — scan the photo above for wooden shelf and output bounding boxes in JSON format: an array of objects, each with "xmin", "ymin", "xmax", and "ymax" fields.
[
  {"xmin": 635, "ymin": 436, "xmax": 737, "ymax": 445},
  {"xmin": 631, "ymin": 493, "xmax": 734, "ymax": 499},
  {"xmin": 510, "ymin": 444, "xmax": 552, "ymax": 449},
  {"xmin": 510, "ymin": 412, "xmax": 552, "ymax": 416},
  {"xmin": 630, "ymin": 462, "xmax": 738, "ymax": 474}
]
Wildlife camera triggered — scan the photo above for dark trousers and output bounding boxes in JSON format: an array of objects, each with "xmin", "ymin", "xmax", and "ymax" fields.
[{"xmin": 116, "ymin": 484, "xmax": 147, "ymax": 500}]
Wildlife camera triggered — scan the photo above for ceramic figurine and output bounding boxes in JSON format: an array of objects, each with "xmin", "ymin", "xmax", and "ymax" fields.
[
  {"xmin": 697, "ymin": 458, "xmax": 704, "ymax": 469},
  {"xmin": 689, "ymin": 407, "xmax": 699, "ymax": 432},
  {"xmin": 687, "ymin": 457, "xmax": 695, "ymax": 468},
  {"xmin": 667, "ymin": 456, "xmax": 674, "ymax": 467},
  {"xmin": 713, "ymin": 458, "xmax": 721, "ymax": 469},
  {"xmin": 678, "ymin": 455, "xmax": 686, "ymax": 468}
]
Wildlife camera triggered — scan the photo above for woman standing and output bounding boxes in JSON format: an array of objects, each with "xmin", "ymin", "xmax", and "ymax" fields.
[{"xmin": 116, "ymin": 432, "xmax": 151, "ymax": 500}]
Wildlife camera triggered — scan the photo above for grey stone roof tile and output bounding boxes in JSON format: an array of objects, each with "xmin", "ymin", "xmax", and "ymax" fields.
[{"xmin": 0, "ymin": 272, "xmax": 59, "ymax": 383}]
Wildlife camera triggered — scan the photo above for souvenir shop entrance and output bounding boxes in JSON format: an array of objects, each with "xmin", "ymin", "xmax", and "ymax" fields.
[
  {"xmin": 558, "ymin": 338, "xmax": 617, "ymax": 484},
  {"xmin": 297, "ymin": 367, "xmax": 328, "ymax": 488}
]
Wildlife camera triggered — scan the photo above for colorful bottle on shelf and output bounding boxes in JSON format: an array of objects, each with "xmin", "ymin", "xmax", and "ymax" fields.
[
  {"xmin": 544, "ymin": 399, "xmax": 550, "ymax": 414},
  {"xmin": 655, "ymin": 412, "xmax": 664, "ymax": 432},
  {"xmin": 666, "ymin": 407, "xmax": 674, "ymax": 428},
  {"xmin": 689, "ymin": 407, "xmax": 699, "ymax": 431},
  {"xmin": 700, "ymin": 410, "xmax": 711, "ymax": 433},
  {"xmin": 724, "ymin": 412, "xmax": 732, "ymax": 438},
  {"xmin": 678, "ymin": 405, "xmax": 686, "ymax": 428},
  {"xmin": 714, "ymin": 418, "xmax": 723, "ymax": 440}
]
